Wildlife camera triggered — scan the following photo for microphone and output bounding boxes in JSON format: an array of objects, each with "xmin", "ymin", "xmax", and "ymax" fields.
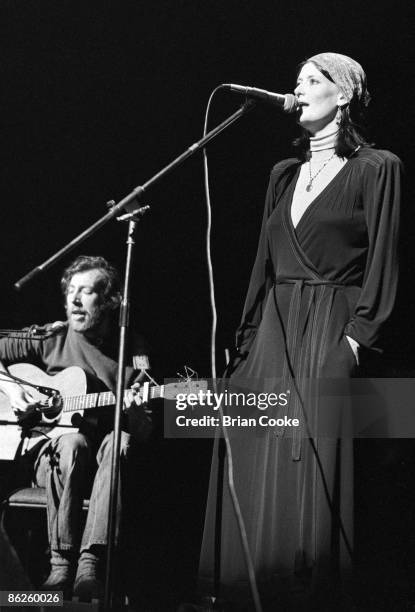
[
  {"xmin": 27, "ymin": 321, "xmax": 67, "ymax": 339},
  {"xmin": 222, "ymin": 84, "xmax": 298, "ymax": 113}
]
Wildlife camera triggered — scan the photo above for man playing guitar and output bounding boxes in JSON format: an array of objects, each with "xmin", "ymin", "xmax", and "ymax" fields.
[{"xmin": 0, "ymin": 255, "xmax": 152, "ymax": 601}]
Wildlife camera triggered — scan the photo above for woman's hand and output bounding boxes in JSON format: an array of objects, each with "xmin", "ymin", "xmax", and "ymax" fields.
[{"xmin": 345, "ymin": 335, "xmax": 359, "ymax": 366}]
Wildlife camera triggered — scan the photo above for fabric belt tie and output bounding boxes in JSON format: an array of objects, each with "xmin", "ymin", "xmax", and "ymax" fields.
[{"xmin": 274, "ymin": 277, "xmax": 346, "ymax": 289}]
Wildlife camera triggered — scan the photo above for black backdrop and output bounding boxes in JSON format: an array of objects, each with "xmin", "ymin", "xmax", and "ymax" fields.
[{"xmin": 1, "ymin": 1, "xmax": 415, "ymax": 608}]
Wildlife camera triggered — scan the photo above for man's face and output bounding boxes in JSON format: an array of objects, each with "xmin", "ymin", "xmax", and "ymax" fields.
[{"xmin": 65, "ymin": 269, "xmax": 108, "ymax": 335}]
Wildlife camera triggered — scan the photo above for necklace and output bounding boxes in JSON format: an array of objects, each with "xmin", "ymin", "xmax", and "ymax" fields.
[{"xmin": 306, "ymin": 151, "xmax": 337, "ymax": 192}]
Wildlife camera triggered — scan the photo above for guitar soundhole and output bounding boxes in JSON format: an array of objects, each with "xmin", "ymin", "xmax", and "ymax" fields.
[{"xmin": 71, "ymin": 413, "xmax": 83, "ymax": 428}]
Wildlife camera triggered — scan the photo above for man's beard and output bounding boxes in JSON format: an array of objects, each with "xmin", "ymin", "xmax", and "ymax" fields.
[{"xmin": 66, "ymin": 305, "xmax": 106, "ymax": 334}]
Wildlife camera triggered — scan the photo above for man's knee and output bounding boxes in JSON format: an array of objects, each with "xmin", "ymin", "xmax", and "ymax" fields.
[
  {"xmin": 97, "ymin": 431, "xmax": 131, "ymax": 463},
  {"xmin": 55, "ymin": 433, "xmax": 91, "ymax": 466}
]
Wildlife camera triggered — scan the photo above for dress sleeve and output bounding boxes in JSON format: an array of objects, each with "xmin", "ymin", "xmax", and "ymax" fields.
[
  {"xmin": 343, "ymin": 152, "xmax": 403, "ymax": 349},
  {"xmin": 235, "ymin": 172, "xmax": 277, "ymax": 355}
]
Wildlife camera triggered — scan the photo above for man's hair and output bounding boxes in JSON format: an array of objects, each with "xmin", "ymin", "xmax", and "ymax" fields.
[{"xmin": 61, "ymin": 255, "xmax": 121, "ymax": 306}]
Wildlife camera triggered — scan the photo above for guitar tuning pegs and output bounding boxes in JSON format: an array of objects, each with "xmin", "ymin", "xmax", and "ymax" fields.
[
  {"xmin": 176, "ymin": 365, "xmax": 198, "ymax": 382},
  {"xmin": 185, "ymin": 365, "xmax": 198, "ymax": 380}
]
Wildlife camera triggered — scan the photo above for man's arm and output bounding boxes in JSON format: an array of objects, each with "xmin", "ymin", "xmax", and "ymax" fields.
[
  {"xmin": 0, "ymin": 330, "xmax": 46, "ymax": 414},
  {"xmin": 0, "ymin": 359, "xmax": 38, "ymax": 414}
]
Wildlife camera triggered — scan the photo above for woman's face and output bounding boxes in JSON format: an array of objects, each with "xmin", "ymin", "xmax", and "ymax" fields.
[{"xmin": 294, "ymin": 62, "xmax": 346, "ymax": 135}]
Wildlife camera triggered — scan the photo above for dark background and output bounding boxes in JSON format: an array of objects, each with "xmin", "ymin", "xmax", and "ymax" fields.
[{"xmin": 0, "ymin": 1, "xmax": 415, "ymax": 609}]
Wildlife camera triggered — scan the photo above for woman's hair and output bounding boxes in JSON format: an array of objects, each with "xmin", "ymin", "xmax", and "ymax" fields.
[{"xmin": 293, "ymin": 61, "xmax": 373, "ymax": 161}]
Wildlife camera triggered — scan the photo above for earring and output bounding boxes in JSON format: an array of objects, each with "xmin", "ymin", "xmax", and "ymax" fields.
[{"xmin": 336, "ymin": 106, "xmax": 343, "ymax": 125}]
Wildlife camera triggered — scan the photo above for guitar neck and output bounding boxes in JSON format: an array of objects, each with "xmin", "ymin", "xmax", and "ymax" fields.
[{"xmin": 62, "ymin": 384, "xmax": 163, "ymax": 413}]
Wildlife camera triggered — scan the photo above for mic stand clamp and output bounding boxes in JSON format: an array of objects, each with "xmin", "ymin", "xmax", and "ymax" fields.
[{"xmin": 115, "ymin": 204, "xmax": 150, "ymax": 223}]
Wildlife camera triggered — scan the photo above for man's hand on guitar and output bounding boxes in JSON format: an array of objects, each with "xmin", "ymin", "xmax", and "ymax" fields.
[
  {"xmin": 123, "ymin": 383, "xmax": 150, "ymax": 412},
  {"xmin": 8, "ymin": 385, "xmax": 39, "ymax": 422},
  {"xmin": 124, "ymin": 382, "xmax": 153, "ymax": 440}
]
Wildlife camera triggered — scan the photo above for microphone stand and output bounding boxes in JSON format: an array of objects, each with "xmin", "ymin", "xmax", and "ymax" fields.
[
  {"xmin": 13, "ymin": 99, "xmax": 256, "ymax": 611},
  {"xmin": 104, "ymin": 208, "xmax": 144, "ymax": 610}
]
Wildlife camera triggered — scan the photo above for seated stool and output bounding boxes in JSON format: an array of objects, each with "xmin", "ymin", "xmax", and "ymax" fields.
[{"xmin": 1, "ymin": 486, "xmax": 89, "ymax": 512}]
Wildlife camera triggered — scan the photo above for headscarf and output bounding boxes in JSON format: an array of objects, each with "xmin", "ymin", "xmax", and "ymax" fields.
[{"xmin": 306, "ymin": 52, "xmax": 370, "ymax": 107}]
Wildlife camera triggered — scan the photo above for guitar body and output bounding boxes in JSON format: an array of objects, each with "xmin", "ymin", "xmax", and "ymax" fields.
[{"xmin": 0, "ymin": 364, "xmax": 88, "ymax": 459}]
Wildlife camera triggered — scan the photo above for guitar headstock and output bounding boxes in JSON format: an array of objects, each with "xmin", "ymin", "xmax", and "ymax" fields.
[{"xmin": 163, "ymin": 380, "xmax": 208, "ymax": 401}]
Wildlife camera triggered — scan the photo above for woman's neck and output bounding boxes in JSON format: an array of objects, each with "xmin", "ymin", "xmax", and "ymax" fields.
[{"xmin": 309, "ymin": 129, "xmax": 338, "ymax": 154}]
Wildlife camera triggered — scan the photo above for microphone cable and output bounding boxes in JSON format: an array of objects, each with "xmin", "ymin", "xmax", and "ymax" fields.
[{"xmin": 202, "ymin": 86, "xmax": 264, "ymax": 612}]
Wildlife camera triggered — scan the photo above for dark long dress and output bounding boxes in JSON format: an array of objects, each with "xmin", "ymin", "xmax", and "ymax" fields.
[{"xmin": 199, "ymin": 147, "xmax": 402, "ymax": 608}]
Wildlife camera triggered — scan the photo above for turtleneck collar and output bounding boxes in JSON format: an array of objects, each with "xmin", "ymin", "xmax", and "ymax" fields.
[{"xmin": 309, "ymin": 129, "xmax": 338, "ymax": 153}]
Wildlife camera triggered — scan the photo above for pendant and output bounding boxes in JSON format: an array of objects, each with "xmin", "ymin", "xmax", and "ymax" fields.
[{"xmin": 306, "ymin": 183, "xmax": 313, "ymax": 192}]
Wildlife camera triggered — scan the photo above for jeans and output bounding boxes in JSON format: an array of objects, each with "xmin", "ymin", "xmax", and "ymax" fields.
[{"xmin": 33, "ymin": 431, "xmax": 131, "ymax": 553}]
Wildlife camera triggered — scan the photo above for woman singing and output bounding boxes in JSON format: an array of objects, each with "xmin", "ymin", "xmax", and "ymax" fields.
[{"xmin": 199, "ymin": 53, "xmax": 402, "ymax": 609}]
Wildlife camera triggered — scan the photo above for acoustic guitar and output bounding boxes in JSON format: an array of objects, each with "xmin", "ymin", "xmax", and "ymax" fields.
[{"xmin": 0, "ymin": 363, "xmax": 206, "ymax": 460}]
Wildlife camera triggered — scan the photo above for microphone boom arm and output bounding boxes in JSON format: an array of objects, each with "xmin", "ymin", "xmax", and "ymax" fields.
[{"xmin": 14, "ymin": 98, "xmax": 256, "ymax": 291}]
